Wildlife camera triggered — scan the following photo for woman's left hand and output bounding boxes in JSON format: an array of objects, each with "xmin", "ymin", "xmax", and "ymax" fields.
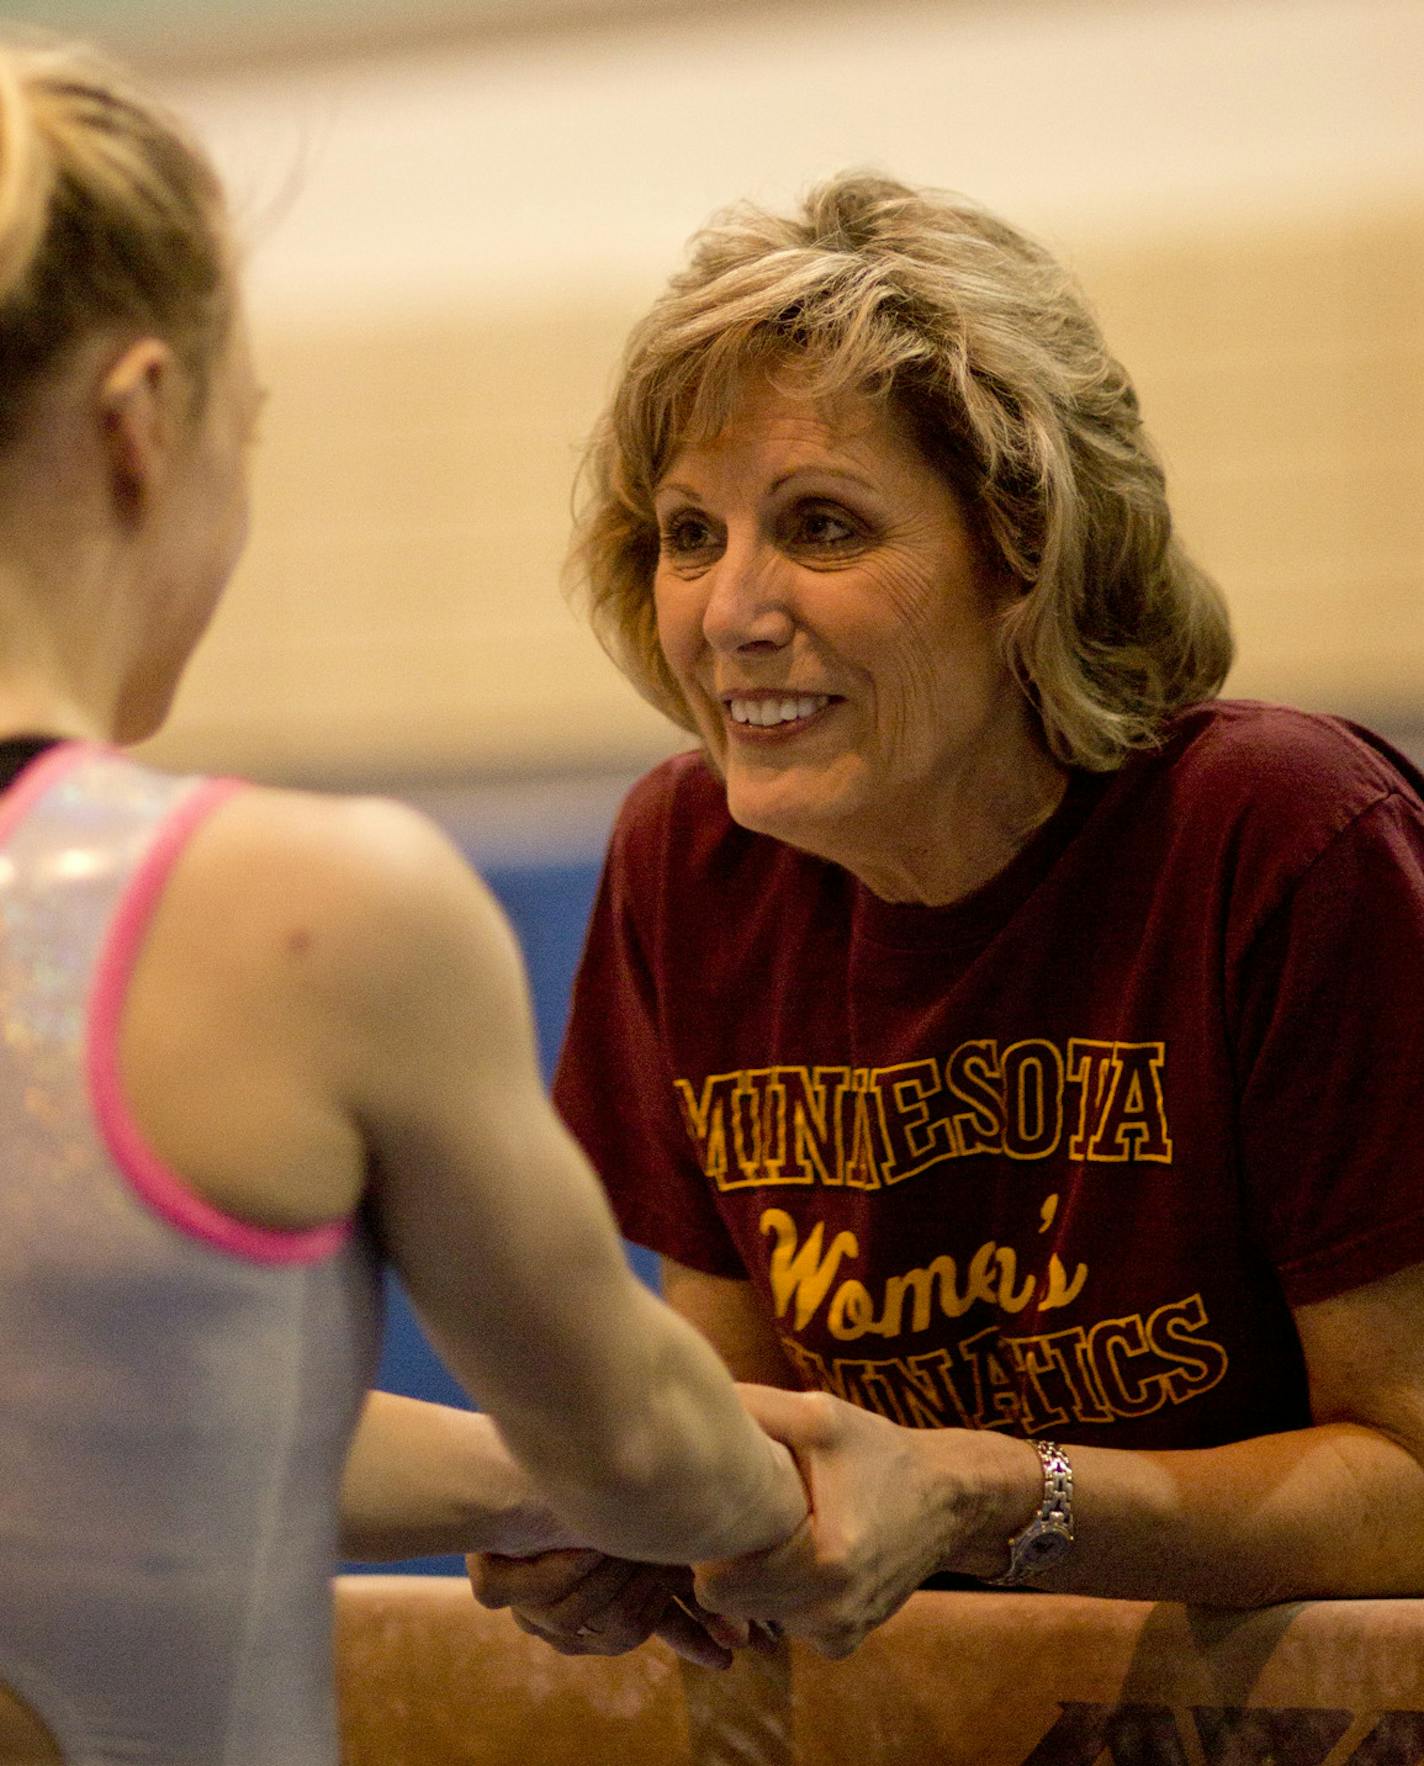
[
  {"xmin": 693, "ymin": 1385, "xmax": 1037, "ymax": 1658},
  {"xmin": 469, "ymin": 1549, "xmax": 747, "ymax": 1668}
]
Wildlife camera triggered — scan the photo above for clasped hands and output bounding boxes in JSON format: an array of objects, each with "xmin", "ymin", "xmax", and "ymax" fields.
[{"xmin": 469, "ymin": 1384, "xmax": 968, "ymax": 1666}]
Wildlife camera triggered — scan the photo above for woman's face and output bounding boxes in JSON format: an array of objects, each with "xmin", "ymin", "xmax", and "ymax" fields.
[{"xmin": 651, "ymin": 375, "xmax": 1050, "ymax": 895}]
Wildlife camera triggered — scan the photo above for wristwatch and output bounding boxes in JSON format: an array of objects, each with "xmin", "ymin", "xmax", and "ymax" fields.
[{"xmin": 989, "ymin": 1440, "xmax": 1074, "ymax": 1585}]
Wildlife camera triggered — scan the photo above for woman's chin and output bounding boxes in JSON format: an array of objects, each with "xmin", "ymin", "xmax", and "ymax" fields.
[{"xmin": 723, "ymin": 773, "xmax": 858, "ymax": 860}]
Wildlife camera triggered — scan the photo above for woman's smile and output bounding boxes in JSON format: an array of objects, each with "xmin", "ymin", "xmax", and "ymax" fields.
[{"xmin": 723, "ymin": 690, "xmax": 840, "ymax": 736}]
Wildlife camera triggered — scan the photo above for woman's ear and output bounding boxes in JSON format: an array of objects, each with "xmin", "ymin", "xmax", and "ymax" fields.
[{"xmin": 97, "ymin": 337, "xmax": 180, "ymax": 521}]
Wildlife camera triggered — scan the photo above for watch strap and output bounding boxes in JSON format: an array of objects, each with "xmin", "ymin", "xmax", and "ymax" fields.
[{"xmin": 989, "ymin": 1440, "xmax": 1074, "ymax": 1586}]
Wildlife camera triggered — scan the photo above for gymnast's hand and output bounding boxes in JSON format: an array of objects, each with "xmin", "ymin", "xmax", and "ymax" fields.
[
  {"xmin": 693, "ymin": 1385, "xmax": 991, "ymax": 1660},
  {"xmin": 467, "ymin": 1549, "xmax": 749, "ymax": 1670}
]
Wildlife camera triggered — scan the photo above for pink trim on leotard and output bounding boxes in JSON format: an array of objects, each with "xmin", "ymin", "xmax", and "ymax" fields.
[
  {"xmin": 87, "ymin": 774, "xmax": 354, "ymax": 1265},
  {"xmin": 0, "ymin": 742, "xmax": 90, "ymax": 848}
]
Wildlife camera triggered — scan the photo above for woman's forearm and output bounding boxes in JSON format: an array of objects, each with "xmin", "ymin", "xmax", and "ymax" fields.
[
  {"xmin": 339, "ymin": 1391, "xmax": 580, "ymax": 1562},
  {"xmin": 945, "ymin": 1421, "xmax": 1424, "ymax": 1604},
  {"xmin": 703, "ymin": 1391, "xmax": 1424, "ymax": 1659}
]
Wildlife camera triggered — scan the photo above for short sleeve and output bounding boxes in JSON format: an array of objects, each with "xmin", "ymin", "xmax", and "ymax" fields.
[
  {"xmin": 1235, "ymin": 790, "xmax": 1424, "ymax": 1306},
  {"xmin": 553, "ymin": 792, "xmax": 747, "ymax": 1279}
]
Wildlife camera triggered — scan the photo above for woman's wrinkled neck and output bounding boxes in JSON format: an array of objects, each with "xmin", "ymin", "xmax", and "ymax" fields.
[
  {"xmin": 764, "ymin": 689, "xmax": 1072, "ymax": 907},
  {"xmin": 841, "ymin": 741, "xmax": 1069, "ymax": 906}
]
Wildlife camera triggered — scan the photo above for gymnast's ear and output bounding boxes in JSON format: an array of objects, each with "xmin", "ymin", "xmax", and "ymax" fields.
[{"xmin": 97, "ymin": 336, "xmax": 183, "ymax": 521}]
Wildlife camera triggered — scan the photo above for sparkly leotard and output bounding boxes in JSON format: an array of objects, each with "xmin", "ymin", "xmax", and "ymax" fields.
[{"xmin": 0, "ymin": 744, "xmax": 382, "ymax": 1765}]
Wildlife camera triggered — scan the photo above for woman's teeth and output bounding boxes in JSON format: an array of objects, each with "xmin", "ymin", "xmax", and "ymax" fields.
[{"xmin": 728, "ymin": 695, "xmax": 829, "ymax": 727}]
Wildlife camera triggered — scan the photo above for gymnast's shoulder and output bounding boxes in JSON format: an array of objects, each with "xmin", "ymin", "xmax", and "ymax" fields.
[{"xmin": 132, "ymin": 776, "xmax": 524, "ymax": 1025}]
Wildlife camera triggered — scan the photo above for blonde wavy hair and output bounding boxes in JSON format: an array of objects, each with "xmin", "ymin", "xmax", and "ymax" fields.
[
  {"xmin": 568, "ymin": 173, "xmax": 1232, "ymax": 771},
  {"xmin": 0, "ymin": 37, "xmax": 231, "ymax": 447}
]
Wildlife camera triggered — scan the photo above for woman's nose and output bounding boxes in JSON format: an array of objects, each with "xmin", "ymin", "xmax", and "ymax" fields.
[{"xmin": 700, "ymin": 543, "xmax": 795, "ymax": 653}]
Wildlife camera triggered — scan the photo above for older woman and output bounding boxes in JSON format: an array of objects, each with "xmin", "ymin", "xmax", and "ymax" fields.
[
  {"xmin": 0, "ymin": 40, "xmax": 809, "ymax": 1763},
  {"xmin": 472, "ymin": 172, "xmax": 1424, "ymax": 1659}
]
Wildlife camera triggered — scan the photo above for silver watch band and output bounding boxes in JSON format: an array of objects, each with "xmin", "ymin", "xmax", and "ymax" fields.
[{"xmin": 989, "ymin": 1440, "xmax": 1074, "ymax": 1586}]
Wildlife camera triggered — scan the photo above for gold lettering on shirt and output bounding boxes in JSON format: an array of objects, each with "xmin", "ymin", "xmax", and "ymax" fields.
[
  {"xmin": 761, "ymin": 1211, "xmax": 860, "ymax": 1331},
  {"xmin": 759, "ymin": 1208, "xmax": 1090, "ymax": 1343},
  {"xmin": 777, "ymin": 1290, "xmax": 1228, "ymax": 1433},
  {"xmin": 675, "ymin": 1039, "xmax": 1172, "ymax": 1192}
]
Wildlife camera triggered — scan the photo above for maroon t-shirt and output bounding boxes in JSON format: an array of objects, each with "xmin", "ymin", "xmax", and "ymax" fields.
[{"xmin": 554, "ymin": 702, "xmax": 1424, "ymax": 1450}]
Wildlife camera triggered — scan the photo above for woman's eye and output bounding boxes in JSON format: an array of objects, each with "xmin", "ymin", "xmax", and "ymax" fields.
[
  {"xmin": 659, "ymin": 512, "xmax": 719, "ymax": 557},
  {"xmin": 791, "ymin": 504, "xmax": 860, "ymax": 549}
]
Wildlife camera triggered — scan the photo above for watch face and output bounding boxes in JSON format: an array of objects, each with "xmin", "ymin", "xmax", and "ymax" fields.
[{"xmin": 1022, "ymin": 1521, "xmax": 1073, "ymax": 1570}]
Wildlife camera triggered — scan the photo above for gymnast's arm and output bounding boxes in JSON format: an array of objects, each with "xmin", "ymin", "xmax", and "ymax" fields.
[
  {"xmin": 339, "ymin": 797, "xmax": 806, "ymax": 1563},
  {"xmin": 339, "ymin": 1392, "xmax": 578, "ymax": 1562},
  {"xmin": 467, "ymin": 1257, "xmax": 801, "ymax": 1646},
  {"xmin": 117, "ymin": 786, "xmax": 805, "ymax": 1568}
]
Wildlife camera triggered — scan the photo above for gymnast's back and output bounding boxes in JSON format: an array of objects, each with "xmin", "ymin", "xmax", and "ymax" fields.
[
  {"xmin": 0, "ymin": 36, "xmax": 808, "ymax": 1765},
  {"xmin": 0, "ymin": 747, "xmax": 380, "ymax": 1761}
]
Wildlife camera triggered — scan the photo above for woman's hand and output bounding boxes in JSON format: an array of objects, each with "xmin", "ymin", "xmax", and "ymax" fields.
[
  {"xmin": 693, "ymin": 1385, "xmax": 1037, "ymax": 1659},
  {"xmin": 467, "ymin": 1549, "xmax": 748, "ymax": 1669},
  {"xmin": 700, "ymin": 1261, "xmax": 1424, "ymax": 1636}
]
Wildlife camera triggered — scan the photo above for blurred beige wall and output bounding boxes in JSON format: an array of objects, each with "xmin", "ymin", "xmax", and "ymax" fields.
[{"xmin": 131, "ymin": 0, "xmax": 1424, "ymax": 786}]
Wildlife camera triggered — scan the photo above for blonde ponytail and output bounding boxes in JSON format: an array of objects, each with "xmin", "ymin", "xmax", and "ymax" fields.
[
  {"xmin": 0, "ymin": 51, "xmax": 54, "ymax": 316},
  {"xmin": 0, "ymin": 39, "xmax": 230, "ymax": 444}
]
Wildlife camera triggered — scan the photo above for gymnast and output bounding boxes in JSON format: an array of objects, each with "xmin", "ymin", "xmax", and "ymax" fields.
[
  {"xmin": 0, "ymin": 40, "xmax": 808, "ymax": 1764},
  {"xmin": 470, "ymin": 172, "xmax": 1424, "ymax": 1660}
]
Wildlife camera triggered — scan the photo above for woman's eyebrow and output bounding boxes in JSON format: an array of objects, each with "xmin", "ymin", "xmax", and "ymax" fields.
[
  {"xmin": 768, "ymin": 465, "xmax": 875, "ymax": 494},
  {"xmin": 655, "ymin": 465, "xmax": 877, "ymax": 502}
]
